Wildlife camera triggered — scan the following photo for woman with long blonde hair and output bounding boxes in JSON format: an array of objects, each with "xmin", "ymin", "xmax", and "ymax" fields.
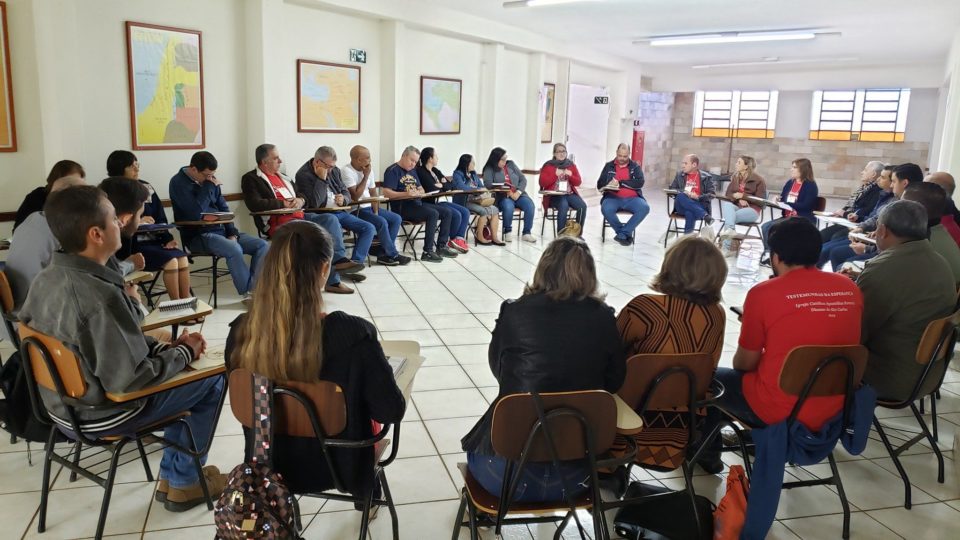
[
  {"xmin": 718, "ymin": 155, "xmax": 767, "ymax": 253},
  {"xmin": 225, "ymin": 220, "xmax": 405, "ymax": 498},
  {"xmin": 461, "ymin": 236, "xmax": 625, "ymax": 502}
]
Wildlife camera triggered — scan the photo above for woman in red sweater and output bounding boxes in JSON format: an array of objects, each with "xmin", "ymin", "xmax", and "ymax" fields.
[{"xmin": 539, "ymin": 143, "xmax": 587, "ymax": 233}]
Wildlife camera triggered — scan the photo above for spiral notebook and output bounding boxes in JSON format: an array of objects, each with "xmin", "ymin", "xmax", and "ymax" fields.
[{"xmin": 157, "ymin": 297, "xmax": 198, "ymax": 317}]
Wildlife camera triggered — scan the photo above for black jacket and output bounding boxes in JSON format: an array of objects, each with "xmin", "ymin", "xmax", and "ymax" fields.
[
  {"xmin": 597, "ymin": 159, "xmax": 645, "ymax": 199},
  {"xmin": 225, "ymin": 311, "xmax": 406, "ymax": 496},
  {"xmin": 844, "ymin": 182, "xmax": 883, "ymax": 221},
  {"xmin": 13, "ymin": 187, "xmax": 48, "ymax": 231},
  {"xmin": 461, "ymin": 294, "xmax": 626, "ymax": 455},
  {"xmin": 294, "ymin": 159, "xmax": 352, "ymax": 210},
  {"xmin": 415, "ymin": 165, "xmax": 453, "ymax": 205},
  {"xmin": 669, "ymin": 169, "xmax": 716, "ymax": 213}
]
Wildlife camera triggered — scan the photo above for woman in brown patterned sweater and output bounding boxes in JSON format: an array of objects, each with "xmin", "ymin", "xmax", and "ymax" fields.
[{"xmin": 615, "ymin": 236, "xmax": 727, "ymax": 472}]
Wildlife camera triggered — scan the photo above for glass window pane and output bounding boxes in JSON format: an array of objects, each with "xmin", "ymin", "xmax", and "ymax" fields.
[
  {"xmin": 863, "ymin": 101, "xmax": 900, "ymax": 112},
  {"xmin": 823, "ymin": 91, "xmax": 856, "ymax": 101},
  {"xmin": 739, "ymin": 110, "xmax": 768, "ymax": 120},
  {"xmin": 739, "ymin": 101, "xmax": 769, "ymax": 110},
  {"xmin": 704, "ymin": 91, "xmax": 732, "ymax": 101},
  {"xmin": 703, "ymin": 110, "xmax": 731, "ymax": 119},
  {"xmin": 740, "ymin": 91, "xmax": 770, "ymax": 101},
  {"xmin": 704, "ymin": 101, "xmax": 731, "ymax": 110},
  {"xmin": 861, "ymin": 122, "xmax": 897, "ymax": 132},
  {"xmin": 738, "ymin": 120, "xmax": 768, "ymax": 129},
  {"xmin": 822, "ymin": 101, "xmax": 855, "ymax": 111},
  {"xmin": 821, "ymin": 111, "xmax": 855, "ymax": 122},
  {"xmin": 862, "ymin": 111, "xmax": 897, "ymax": 122},
  {"xmin": 820, "ymin": 121, "xmax": 853, "ymax": 131},
  {"xmin": 703, "ymin": 119, "xmax": 730, "ymax": 129},
  {"xmin": 865, "ymin": 90, "xmax": 901, "ymax": 101}
]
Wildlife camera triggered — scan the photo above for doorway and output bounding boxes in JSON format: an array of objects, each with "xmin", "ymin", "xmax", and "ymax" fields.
[{"xmin": 565, "ymin": 83, "xmax": 610, "ymax": 187}]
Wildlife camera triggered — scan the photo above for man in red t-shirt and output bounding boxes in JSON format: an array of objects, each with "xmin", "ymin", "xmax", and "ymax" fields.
[
  {"xmin": 696, "ymin": 218, "xmax": 863, "ymax": 473},
  {"xmin": 597, "ymin": 143, "xmax": 650, "ymax": 245},
  {"xmin": 667, "ymin": 154, "xmax": 716, "ymax": 234}
]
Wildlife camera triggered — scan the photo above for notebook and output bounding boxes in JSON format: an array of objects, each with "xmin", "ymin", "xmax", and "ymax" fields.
[
  {"xmin": 137, "ymin": 223, "xmax": 175, "ymax": 232},
  {"xmin": 185, "ymin": 346, "xmax": 225, "ymax": 372},
  {"xmin": 157, "ymin": 297, "xmax": 198, "ymax": 317},
  {"xmin": 387, "ymin": 356, "xmax": 406, "ymax": 379},
  {"xmin": 201, "ymin": 212, "xmax": 234, "ymax": 221}
]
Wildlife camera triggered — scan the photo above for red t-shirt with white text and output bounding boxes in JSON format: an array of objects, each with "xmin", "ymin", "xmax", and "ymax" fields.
[
  {"xmin": 266, "ymin": 173, "xmax": 303, "ymax": 235},
  {"xmin": 614, "ymin": 162, "xmax": 638, "ymax": 199},
  {"xmin": 684, "ymin": 171, "xmax": 701, "ymax": 197},
  {"xmin": 740, "ymin": 268, "xmax": 863, "ymax": 430}
]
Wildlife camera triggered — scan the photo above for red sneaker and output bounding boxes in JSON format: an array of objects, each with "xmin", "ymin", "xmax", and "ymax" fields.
[{"xmin": 448, "ymin": 238, "xmax": 469, "ymax": 254}]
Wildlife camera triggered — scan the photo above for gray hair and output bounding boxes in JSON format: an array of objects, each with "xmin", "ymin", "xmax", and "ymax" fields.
[
  {"xmin": 314, "ymin": 146, "xmax": 337, "ymax": 161},
  {"xmin": 402, "ymin": 145, "xmax": 420, "ymax": 158},
  {"xmin": 616, "ymin": 143, "xmax": 630, "ymax": 153},
  {"xmin": 255, "ymin": 143, "xmax": 275, "ymax": 165},
  {"xmin": 878, "ymin": 200, "xmax": 928, "ymax": 241},
  {"xmin": 865, "ymin": 160, "xmax": 884, "ymax": 177}
]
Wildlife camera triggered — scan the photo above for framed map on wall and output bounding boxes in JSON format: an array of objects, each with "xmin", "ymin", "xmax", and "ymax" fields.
[
  {"xmin": 420, "ymin": 76, "xmax": 461, "ymax": 135},
  {"xmin": 541, "ymin": 83, "xmax": 556, "ymax": 143},
  {"xmin": 297, "ymin": 60, "xmax": 361, "ymax": 133},
  {"xmin": 0, "ymin": 1, "xmax": 17, "ymax": 152},
  {"xmin": 125, "ymin": 22, "xmax": 205, "ymax": 150}
]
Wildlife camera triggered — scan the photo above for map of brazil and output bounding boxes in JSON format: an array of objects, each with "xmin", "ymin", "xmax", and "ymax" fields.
[
  {"xmin": 126, "ymin": 23, "xmax": 204, "ymax": 149},
  {"xmin": 421, "ymin": 77, "xmax": 461, "ymax": 134},
  {"xmin": 298, "ymin": 60, "xmax": 360, "ymax": 132}
]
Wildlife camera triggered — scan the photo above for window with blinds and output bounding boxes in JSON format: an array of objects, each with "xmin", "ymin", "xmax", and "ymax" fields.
[
  {"xmin": 693, "ymin": 91, "xmax": 778, "ymax": 138},
  {"xmin": 809, "ymin": 89, "xmax": 911, "ymax": 142}
]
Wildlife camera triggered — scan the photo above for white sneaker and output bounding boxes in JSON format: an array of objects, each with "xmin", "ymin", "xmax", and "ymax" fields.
[
  {"xmin": 718, "ymin": 228, "xmax": 737, "ymax": 240},
  {"xmin": 503, "ymin": 232, "xmax": 512, "ymax": 242},
  {"xmin": 522, "ymin": 234, "xmax": 537, "ymax": 243}
]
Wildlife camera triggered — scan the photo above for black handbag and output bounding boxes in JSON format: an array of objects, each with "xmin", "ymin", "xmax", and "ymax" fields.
[{"xmin": 613, "ymin": 481, "xmax": 714, "ymax": 540}]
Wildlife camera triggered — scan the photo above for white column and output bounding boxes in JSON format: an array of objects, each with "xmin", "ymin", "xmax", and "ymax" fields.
[
  {"xmin": 554, "ymin": 59, "xmax": 571, "ymax": 146},
  {"xmin": 478, "ymin": 43, "xmax": 504, "ymax": 155},
  {"xmin": 378, "ymin": 20, "xmax": 404, "ymax": 172},
  {"xmin": 937, "ymin": 33, "xmax": 960, "ymax": 206},
  {"xmin": 523, "ymin": 53, "xmax": 546, "ymax": 170}
]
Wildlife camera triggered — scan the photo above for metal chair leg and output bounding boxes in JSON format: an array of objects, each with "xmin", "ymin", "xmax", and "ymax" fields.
[
  {"xmin": 37, "ymin": 428, "xmax": 58, "ymax": 533},
  {"xmin": 68, "ymin": 440, "xmax": 82, "ymax": 482},
  {"xmin": 465, "ymin": 490, "xmax": 479, "ymax": 540},
  {"xmin": 379, "ymin": 470, "xmax": 399, "ymax": 540},
  {"xmin": 451, "ymin": 491, "xmax": 468, "ymax": 540},
  {"xmin": 910, "ymin": 403, "xmax": 945, "ymax": 483},
  {"xmin": 828, "ymin": 453, "xmax": 851, "ymax": 539},
  {"xmin": 873, "ymin": 416, "xmax": 912, "ymax": 509},
  {"xmin": 930, "ymin": 393, "xmax": 939, "ymax": 442},
  {"xmin": 682, "ymin": 461, "xmax": 703, "ymax": 539},
  {"xmin": 95, "ymin": 441, "xmax": 127, "ymax": 540},
  {"xmin": 136, "ymin": 440, "xmax": 153, "ymax": 482},
  {"xmin": 357, "ymin": 482, "xmax": 375, "ymax": 540}
]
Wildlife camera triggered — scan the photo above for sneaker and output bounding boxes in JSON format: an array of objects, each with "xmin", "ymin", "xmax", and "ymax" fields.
[
  {"xmin": 421, "ymin": 251, "xmax": 443, "ymax": 263},
  {"xmin": 396, "ymin": 254, "xmax": 412, "ymax": 265},
  {"xmin": 341, "ymin": 272, "xmax": 367, "ymax": 282},
  {"xmin": 324, "ymin": 282, "xmax": 355, "ymax": 294},
  {"xmin": 503, "ymin": 232, "xmax": 512, "ymax": 242},
  {"xmin": 163, "ymin": 466, "xmax": 228, "ymax": 512},
  {"xmin": 376, "ymin": 255, "xmax": 400, "ymax": 266},
  {"xmin": 449, "ymin": 238, "xmax": 469, "ymax": 254},
  {"xmin": 614, "ymin": 235, "xmax": 632, "ymax": 247},
  {"xmin": 703, "ymin": 215, "xmax": 715, "ymax": 225},
  {"xmin": 522, "ymin": 234, "xmax": 537, "ymax": 243},
  {"xmin": 437, "ymin": 246, "xmax": 459, "ymax": 258},
  {"xmin": 719, "ymin": 228, "xmax": 738, "ymax": 240}
]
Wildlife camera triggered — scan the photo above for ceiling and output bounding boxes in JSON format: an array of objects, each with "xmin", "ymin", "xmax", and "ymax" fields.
[{"xmin": 439, "ymin": 0, "xmax": 960, "ymax": 78}]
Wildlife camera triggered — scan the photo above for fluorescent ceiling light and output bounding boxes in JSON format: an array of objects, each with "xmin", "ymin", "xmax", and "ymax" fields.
[
  {"xmin": 641, "ymin": 29, "xmax": 825, "ymax": 47},
  {"xmin": 691, "ymin": 57, "xmax": 858, "ymax": 69},
  {"xmin": 504, "ymin": 0, "xmax": 595, "ymax": 8}
]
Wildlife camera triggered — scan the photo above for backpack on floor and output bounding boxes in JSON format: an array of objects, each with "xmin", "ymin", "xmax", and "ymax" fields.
[
  {"xmin": 613, "ymin": 480, "xmax": 715, "ymax": 540},
  {"xmin": 713, "ymin": 465, "xmax": 749, "ymax": 540},
  {"xmin": 0, "ymin": 351, "xmax": 60, "ymax": 443},
  {"xmin": 214, "ymin": 372, "xmax": 301, "ymax": 539}
]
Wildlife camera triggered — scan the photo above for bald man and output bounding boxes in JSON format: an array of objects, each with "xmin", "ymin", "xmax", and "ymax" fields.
[
  {"xmin": 926, "ymin": 171, "xmax": 960, "ymax": 247},
  {"xmin": 668, "ymin": 153, "xmax": 716, "ymax": 234},
  {"xmin": 6, "ymin": 175, "xmax": 88, "ymax": 308},
  {"xmin": 340, "ymin": 145, "xmax": 410, "ymax": 266}
]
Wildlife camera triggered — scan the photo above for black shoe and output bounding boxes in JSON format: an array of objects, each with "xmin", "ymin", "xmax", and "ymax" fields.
[
  {"xmin": 376, "ymin": 255, "xmax": 400, "ymax": 266},
  {"xmin": 437, "ymin": 246, "xmax": 459, "ymax": 258},
  {"xmin": 396, "ymin": 254, "xmax": 412, "ymax": 265},
  {"xmin": 614, "ymin": 235, "xmax": 632, "ymax": 246},
  {"xmin": 704, "ymin": 215, "xmax": 715, "ymax": 225},
  {"xmin": 696, "ymin": 454, "xmax": 725, "ymax": 474},
  {"xmin": 342, "ymin": 272, "xmax": 367, "ymax": 282},
  {"xmin": 421, "ymin": 251, "xmax": 442, "ymax": 263}
]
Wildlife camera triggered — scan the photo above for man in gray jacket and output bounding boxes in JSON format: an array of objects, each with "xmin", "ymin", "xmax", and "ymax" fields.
[{"xmin": 17, "ymin": 185, "xmax": 226, "ymax": 512}]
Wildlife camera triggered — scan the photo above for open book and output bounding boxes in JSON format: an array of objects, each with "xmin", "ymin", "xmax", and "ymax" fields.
[
  {"xmin": 387, "ymin": 356, "xmax": 406, "ymax": 379},
  {"xmin": 185, "ymin": 346, "xmax": 225, "ymax": 372}
]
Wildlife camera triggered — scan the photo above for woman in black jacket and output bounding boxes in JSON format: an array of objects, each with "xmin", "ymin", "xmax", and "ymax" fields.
[
  {"xmin": 461, "ymin": 236, "xmax": 626, "ymax": 502},
  {"xmin": 13, "ymin": 160, "xmax": 86, "ymax": 230},
  {"xmin": 415, "ymin": 147, "xmax": 471, "ymax": 253},
  {"xmin": 225, "ymin": 220, "xmax": 406, "ymax": 498}
]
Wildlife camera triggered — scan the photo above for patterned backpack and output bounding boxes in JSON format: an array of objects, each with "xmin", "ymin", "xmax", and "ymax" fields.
[{"xmin": 214, "ymin": 373, "xmax": 301, "ymax": 539}]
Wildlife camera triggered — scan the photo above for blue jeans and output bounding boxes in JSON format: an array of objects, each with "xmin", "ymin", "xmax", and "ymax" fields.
[
  {"xmin": 303, "ymin": 213, "xmax": 347, "ymax": 286},
  {"xmin": 110, "ymin": 376, "xmax": 225, "ymax": 489},
  {"xmin": 467, "ymin": 452, "xmax": 589, "ymax": 503},
  {"xmin": 818, "ymin": 237, "xmax": 851, "ymax": 269},
  {"xmin": 673, "ymin": 193, "xmax": 708, "ymax": 234},
  {"xmin": 332, "ymin": 211, "xmax": 375, "ymax": 262},
  {"xmin": 549, "ymin": 194, "xmax": 587, "ymax": 231},
  {"xmin": 835, "ymin": 250, "xmax": 876, "ymax": 272},
  {"xmin": 701, "ymin": 368, "xmax": 767, "ymax": 460},
  {"xmin": 499, "ymin": 195, "xmax": 536, "ymax": 234},
  {"xmin": 601, "ymin": 196, "xmax": 650, "ymax": 239},
  {"xmin": 720, "ymin": 201, "xmax": 760, "ymax": 229},
  {"xmin": 357, "ymin": 207, "xmax": 401, "ymax": 258},
  {"xmin": 433, "ymin": 201, "xmax": 470, "ymax": 239},
  {"xmin": 188, "ymin": 232, "xmax": 267, "ymax": 295}
]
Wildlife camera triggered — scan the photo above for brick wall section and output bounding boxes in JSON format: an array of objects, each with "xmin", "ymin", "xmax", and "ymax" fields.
[
  {"xmin": 638, "ymin": 92, "xmax": 675, "ymax": 187},
  {"xmin": 650, "ymin": 92, "xmax": 930, "ymax": 197}
]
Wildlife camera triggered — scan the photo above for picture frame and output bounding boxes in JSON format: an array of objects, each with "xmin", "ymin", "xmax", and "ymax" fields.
[
  {"xmin": 125, "ymin": 22, "xmax": 205, "ymax": 150},
  {"xmin": 541, "ymin": 82, "xmax": 556, "ymax": 143},
  {"xmin": 420, "ymin": 76, "xmax": 461, "ymax": 135},
  {"xmin": 0, "ymin": 1, "xmax": 16, "ymax": 152},
  {"xmin": 297, "ymin": 59, "xmax": 361, "ymax": 133}
]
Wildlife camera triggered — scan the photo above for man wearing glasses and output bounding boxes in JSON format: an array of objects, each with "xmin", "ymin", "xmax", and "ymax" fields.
[
  {"xmin": 169, "ymin": 151, "xmax": 269, "ymax": 301},
  {"xmin": 295, "ymin": 146, "xmax": 377, "ymax": 275},
  {"xmin": 241, "ymin": 144, "xmax": 364, "ymax": 295}
]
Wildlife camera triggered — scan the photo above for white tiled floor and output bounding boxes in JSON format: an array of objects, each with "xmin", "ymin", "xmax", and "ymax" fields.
[{"xmin": 1, "ymin": 191, "xmax": 958, "ymax": 539}]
